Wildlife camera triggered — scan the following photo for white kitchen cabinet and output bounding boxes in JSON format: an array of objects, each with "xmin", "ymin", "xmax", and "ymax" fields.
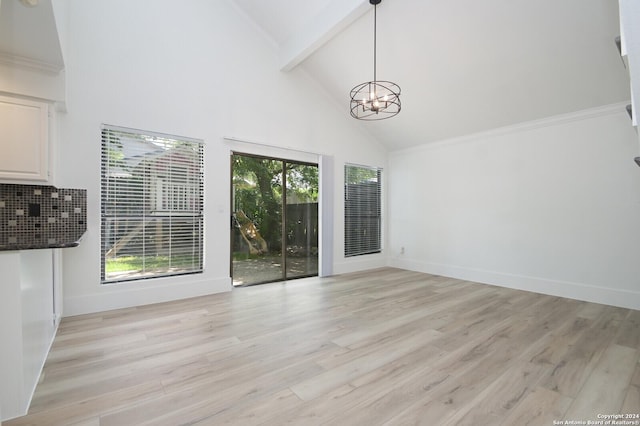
[
  {"xmin": 0, "ymin": 95, "xmax": 49, "ymax": 182},
  {"xmin": 0, "ymin": 250, "xmax": 57, "ymax": 421}
]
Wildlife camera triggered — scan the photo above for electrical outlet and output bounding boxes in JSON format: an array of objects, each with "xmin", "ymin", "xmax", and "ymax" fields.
[{"xmin": 400, "ymin": 247, "xmax": 405, "ymax": 255}]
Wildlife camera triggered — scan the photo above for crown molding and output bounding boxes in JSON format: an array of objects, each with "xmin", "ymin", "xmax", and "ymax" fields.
[
  {"xmin": 391, "ymin": 102, "xmax": 632, "ymax": 156},
  {"xmin": 0, "ymin": 51, "xmax": 63, "ymax": 75}
]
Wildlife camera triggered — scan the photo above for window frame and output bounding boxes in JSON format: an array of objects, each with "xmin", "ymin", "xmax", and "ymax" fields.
[
  {"xmin": 344, "ymin": 163, "xmax": 382, "ymax": 257},
  {"xmin": 100, "ymin": 125, "xmax": 205, "ymax": 284}
]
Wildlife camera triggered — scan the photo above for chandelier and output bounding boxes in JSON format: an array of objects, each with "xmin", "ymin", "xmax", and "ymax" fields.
[{"xmin": 350, "ymin": 0, "xmax": 401, "ymax": 120}]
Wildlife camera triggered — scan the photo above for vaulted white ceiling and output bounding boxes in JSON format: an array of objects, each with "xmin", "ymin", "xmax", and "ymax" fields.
[
  {"xmin": 232, "ymin": 0, "xmax": 631, "ymax": 150},
  {"xmin": 0, "ymin": 0, "xmax": 631, "ymax": 151}
]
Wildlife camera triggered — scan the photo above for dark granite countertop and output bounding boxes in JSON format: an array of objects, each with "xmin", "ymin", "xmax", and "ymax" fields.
[{"xmin": 0, "ymin": 241, "xmax": 81, "ymax": 251}]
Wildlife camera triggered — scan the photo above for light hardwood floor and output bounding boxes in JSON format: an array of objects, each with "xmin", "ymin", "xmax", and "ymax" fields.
[{"xmin": 6, "ymin": 268, "xmax": 640, "ymax": 425}]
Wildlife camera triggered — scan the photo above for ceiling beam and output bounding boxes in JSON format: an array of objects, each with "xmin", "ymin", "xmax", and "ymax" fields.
[
  {"xmin": 619, "ymin": 0, "xmax": 640, "ymax": 129},
  {"xmin": 280, "ymin": 0, "xmax": 369, "ymax": 72}
]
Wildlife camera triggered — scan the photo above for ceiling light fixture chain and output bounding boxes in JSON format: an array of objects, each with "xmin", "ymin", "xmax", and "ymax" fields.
[{"xmin": 350, "ymin": 0, "xmax": 401, "ymax": 120}]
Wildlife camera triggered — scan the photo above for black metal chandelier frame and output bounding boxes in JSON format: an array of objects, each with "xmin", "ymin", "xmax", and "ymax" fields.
[{"xmin": 350, "ymin": 0, "xmax": 401, "ymax": 120}]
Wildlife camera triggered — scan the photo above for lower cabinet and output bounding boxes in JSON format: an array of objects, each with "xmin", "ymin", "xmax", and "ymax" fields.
[{"xmin": 0, "ymin": 250, "xmax": 57, "ymax": 421}]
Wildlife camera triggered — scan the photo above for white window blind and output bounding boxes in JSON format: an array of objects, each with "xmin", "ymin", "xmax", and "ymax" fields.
[
  {"xmin": 344, "ymin": 164, "xmax": 381, "ymax": 257},
  {"xmin": 101, "ymin": 125, "xmax": 204, "ymax": 283}
]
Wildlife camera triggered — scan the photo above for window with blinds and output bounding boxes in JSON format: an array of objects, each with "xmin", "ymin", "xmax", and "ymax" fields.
[
  {"xmin": 344, "ymin": 164, "xmax": 381, "ymax": 257},
  {"xmin": 101, "ymin": 125, "xmax": 204, "ymax": 283}
]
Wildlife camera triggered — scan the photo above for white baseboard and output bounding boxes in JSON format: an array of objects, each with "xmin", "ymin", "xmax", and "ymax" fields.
[
  {"xmin": 333, "ymin": 254, "xmax": 388, "ymax": 276},
  {"xmin": 63, "ymin": 276, "xmax": 232, "ymax": 316},
  {"xmin": 390, "ymin": 258, "xmax": 640, "ymax": 311}
]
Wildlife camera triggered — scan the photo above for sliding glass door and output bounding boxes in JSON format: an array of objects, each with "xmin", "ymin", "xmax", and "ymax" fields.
[
  {"xmin": 284, "ymin": 162, "xmax": 319, "ymax": 279},
  {"xmin": 231, "ymin": 153, "xmax": 318, "ymax": 286}
]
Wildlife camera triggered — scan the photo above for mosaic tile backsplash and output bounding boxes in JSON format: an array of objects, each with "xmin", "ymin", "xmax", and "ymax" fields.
[{"xmin": 0, "ymin": 184, "xmax": 87, "ymax": 250}]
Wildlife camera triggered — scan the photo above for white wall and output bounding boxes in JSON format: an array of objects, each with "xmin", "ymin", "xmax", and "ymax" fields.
[
  {"xmin": 388, "ymin": 104, "xmax": 640, "ymax": 310},
  {"xmin": 56, "ymin": 0, "xmax": 387, "ymax": 316}
]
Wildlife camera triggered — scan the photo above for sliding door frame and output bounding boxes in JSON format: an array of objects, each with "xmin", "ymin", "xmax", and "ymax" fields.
[{"xmin": 230, "ymin": 151, "xmax": 319, "ymax": 286}]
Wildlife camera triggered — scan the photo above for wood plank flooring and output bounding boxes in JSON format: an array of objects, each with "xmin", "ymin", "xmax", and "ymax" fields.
[{"xmin": 5, "ymin": 268, "xmax": 640, "ymax": 425}]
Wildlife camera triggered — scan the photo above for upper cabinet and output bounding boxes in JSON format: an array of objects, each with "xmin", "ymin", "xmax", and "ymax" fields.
[{"xmin": 0, "ymin": 95, "xmax": 49, "ymax": 182}]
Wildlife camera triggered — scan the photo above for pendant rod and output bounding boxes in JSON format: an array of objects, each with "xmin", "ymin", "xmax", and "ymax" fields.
[{"xmin": 373, "ymin": 2, "xmax": 377, "ymax": 84}]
